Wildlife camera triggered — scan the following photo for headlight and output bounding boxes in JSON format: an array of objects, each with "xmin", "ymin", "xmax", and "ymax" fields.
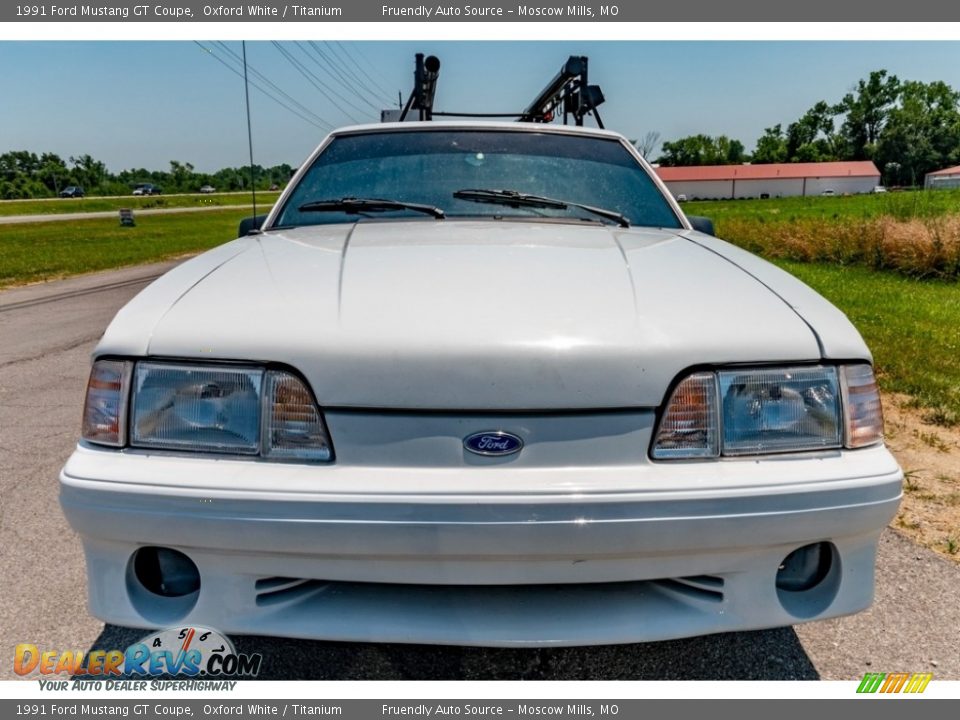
[
  {"xmin": 653, "ymin": 364, "xmax": 882, "ymax": 459},
  {"xmin": 82, "ymin": 360, "xmax": 334, "ymax": 462},
  {"xmin": 131, "ymin": 363, "xmax": 263, "ymax": 454},
  {"xmin": 719, "ymin": 366, "xmax": 841, "ymax": 455}
]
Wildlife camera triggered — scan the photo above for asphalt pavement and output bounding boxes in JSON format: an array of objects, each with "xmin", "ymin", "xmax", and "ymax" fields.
[{"xmin": 1, "ymin": 264, "xmax": 957, "ymax": 681}]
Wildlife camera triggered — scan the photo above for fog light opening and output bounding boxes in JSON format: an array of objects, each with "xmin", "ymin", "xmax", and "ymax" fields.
[
  {"xmin": 776, "ymin": 542, "xmax": 831, "ymax": 592},
  {"xmin": 775, "ymin": 541, "xmax": 841, "ymax": 619},
  {"xmin": 133, "ymin": 546, "xmax": 200, "ymax": 597},
  {"xmin": 126, "ymin": 547, "xmax": 201, "ymax": 625}
]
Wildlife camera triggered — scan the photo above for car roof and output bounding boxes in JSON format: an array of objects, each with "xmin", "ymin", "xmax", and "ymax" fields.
[{"xmin": 328, "ymin": 120, "xmax": 628, "ymax": 142}]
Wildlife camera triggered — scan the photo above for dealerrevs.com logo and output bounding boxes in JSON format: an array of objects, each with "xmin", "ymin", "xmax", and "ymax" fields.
[{"xmin": 15, "ymin": 626, "xmax": 262, "ymax": 680}]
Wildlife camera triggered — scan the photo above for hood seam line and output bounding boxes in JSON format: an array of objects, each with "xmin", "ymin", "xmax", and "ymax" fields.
[
  {"xmin": 337, "ymin": 222, "xmax": 360, "ymax": 324},
  {"xmin": 145, "ymin": 243, "xmax": 254, "ymax": 356},
  {"xmin": 680, "ymin": 234, "xmax": 826, "ymax": 358}
]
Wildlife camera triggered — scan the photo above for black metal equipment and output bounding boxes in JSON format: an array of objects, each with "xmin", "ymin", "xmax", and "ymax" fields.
[
  {"xmin": 521, "ymin": 56, "xmax": 605, "ymax": 128},
  {"xmin": 389, "ymin": 53, "xmax": 605, "ymax": 128},
  {"xmin": 398, "ymin": 53, "xmax": 441, "ymax": 121}
]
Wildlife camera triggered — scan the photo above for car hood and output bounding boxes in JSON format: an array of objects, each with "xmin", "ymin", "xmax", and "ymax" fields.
[{"xmin": 98, "ymin": 221, "xmax": 868, "ymax": 409}]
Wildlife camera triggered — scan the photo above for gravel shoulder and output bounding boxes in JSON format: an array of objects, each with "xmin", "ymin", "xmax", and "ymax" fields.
[{"xmin": 883, "ymin": 393, "xmax": 960, "ymax": 560}]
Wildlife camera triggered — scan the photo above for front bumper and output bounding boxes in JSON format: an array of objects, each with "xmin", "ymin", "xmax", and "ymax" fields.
[{"xmin": 60, "ymin": 444, "xmax": 901, "ymax": 647}]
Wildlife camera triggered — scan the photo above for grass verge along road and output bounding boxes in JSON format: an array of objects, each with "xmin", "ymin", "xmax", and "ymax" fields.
[{"xmin": 0, "ymin": 207, "xmax": 252, "ymax": 287}]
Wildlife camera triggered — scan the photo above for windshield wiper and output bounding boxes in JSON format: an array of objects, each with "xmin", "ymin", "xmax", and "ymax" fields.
[
  {"xmin": 298, "ymin": 197, "xmax": 445, "ymax": 219},
  {"xmin": 453, "ymin": 188, "xmax": 630, "ymax": 228}
]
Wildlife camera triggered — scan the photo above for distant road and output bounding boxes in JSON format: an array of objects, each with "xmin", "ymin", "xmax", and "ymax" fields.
[
  {"xmin": 0, "ymin": 205, "xmax": 246, "ymax": 225},
  {"xmin": 0, "ymin": 190, "xmax": 260, "ymax": 204}
]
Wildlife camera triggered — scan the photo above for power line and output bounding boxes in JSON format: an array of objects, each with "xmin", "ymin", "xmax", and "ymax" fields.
[
  {"xmin": 319, "ymin": 41, "xmax": 394, "ymax": 108},
  {"xmin": 194, "ymin": 40, "xmax": 330, "ymax": 130},
  {"xmin": 271, "ymin": 41, "xmax": 370, "ymax": 124},
  {"xmin": 206, "ymin": 41, "xmax": 331, "ymax": 129},
  {"xmin": 194, "ymin": 42, "xmax": 331, "ymax": 131},
  {"xmin": 212, "ymin": 41, "xmax": 334, "ymax": 130},
  {"xmin": 297, "ymin": 40, "xmax": 380, "ymax": 113},
  {"xmin": 303, "ymin": 41, "xmax": 357, "ymax": 93},
  {"xmin": 333, "ymin": 41, "xmax": 395, "ymax": 102},
  {"xmin": 273, "ymin": 42, "xmax": 367, "ymax": 122}
]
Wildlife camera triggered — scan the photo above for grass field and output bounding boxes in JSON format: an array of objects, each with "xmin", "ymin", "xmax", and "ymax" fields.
[
  {"xmin": 684, "ymin": 191, "xmax": 960, "ymax": 280},
  {"xmin": 0, "ymin": 192, "xmax": 281, "ymax": 217},
  {"xmin": 683, "ymin": 187, "xmax": 960, "ymax": 223},
  {"xmin": 775, "ymin": 260, "xmax": 960, "ymax": 424},
  {"xmin": 0, "ymin": 208, "xmax": 251, "ymax": 287}
]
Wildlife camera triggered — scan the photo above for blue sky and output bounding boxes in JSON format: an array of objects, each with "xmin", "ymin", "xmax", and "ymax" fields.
[{"xmin": 3, "ymin": 41, "xmax": 960, "ymax": 172}]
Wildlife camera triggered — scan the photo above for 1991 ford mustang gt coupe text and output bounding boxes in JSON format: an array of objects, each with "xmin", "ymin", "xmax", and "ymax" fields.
[{"xmin": 60, "ymin": 122, "xmax": 902, "ymax": 646}]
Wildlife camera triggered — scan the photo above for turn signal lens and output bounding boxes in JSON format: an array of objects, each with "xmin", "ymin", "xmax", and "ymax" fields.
[
  {"xmin": 262, "ymin": 370, "xmax": 333, "ymax": 462},
  {"xmin": 841, "ymin": 364, "xmax": 884, "ymax": 448},
  {"xmin": 81, "ymin": 359, "xmax": 132, "ymax": 447},
  {"xmin": 652, "ymin": 372, "xmax": 719, "ymax": 459}
]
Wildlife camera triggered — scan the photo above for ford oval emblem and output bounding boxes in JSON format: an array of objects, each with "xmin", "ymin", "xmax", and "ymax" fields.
[{"xmin": 464, "ymin": 431, "xmax": 524, "ymax": 457}]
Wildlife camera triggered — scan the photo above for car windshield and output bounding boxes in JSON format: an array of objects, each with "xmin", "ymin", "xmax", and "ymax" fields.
[{"xmin": 273, "ymin": 129, "xmax": 682, "ymax": 229}]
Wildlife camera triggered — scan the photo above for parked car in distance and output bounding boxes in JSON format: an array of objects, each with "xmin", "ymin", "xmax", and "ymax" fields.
[
  {"xmin": 62, "ymin": 122, "xmax": 902, "ymax": 647},
  {"xmin": 675, "ymin": 193, "xmax": 687, "ymax": 202},
  {"xmin": 132, "ymin": 183, "xmax": 162, "ymax": 196},
  {"xmin": 199, "ymin": 185, "xmax": 216, "ymax": 194},
  {"xmin": 820, "ymin": 189, "xmax": 836, "ymax": 196},
  {"xmin": 59, "ymin": 186, "xmax": 84, "ymax": 198},
  {"xmin": 873, "ymin": 185, "xmax": 888, "ymax": 194}
]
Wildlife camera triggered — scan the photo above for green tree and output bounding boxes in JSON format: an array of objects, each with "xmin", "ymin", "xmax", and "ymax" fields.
[
  {"xmin": 169, "ymin": 160, "xmax": 196, "ymax": 192},
  {"xmin": 834, "ymin": 70, "xmax": 900, "ymax": 160},
  {"xmin": 876, "ymin": 80, "xmax": 960, "ymax": 185},
  {"xmin": 658, "ymin": 134, "xmax": 747, "ymax": 166},
  {"xmin": 69, "ymin": 154, "xmax": 107, "ymax": 192},
  {"xmin": 751, "ymin": 124, "xmax": 788, "ymax": 164},
  {"xmin": 786, "ymin": 101, "xmax": 840, "ymax": 162},
  {"xmin": 38, "ymin": 153, "xmax": 69, "ymax": 194},
  {"xmin": 0, "ymin": 151, "xmax": 41, "ymax": 181}
]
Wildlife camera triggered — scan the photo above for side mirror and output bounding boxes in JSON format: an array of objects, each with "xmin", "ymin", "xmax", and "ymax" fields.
[
  {"xmin": 238, "ymin": 214, "xmax": 268, "ymax": 237},
  {"xmin": 687, "ymin": 215, "xmax": 715, "ymax": 236}
]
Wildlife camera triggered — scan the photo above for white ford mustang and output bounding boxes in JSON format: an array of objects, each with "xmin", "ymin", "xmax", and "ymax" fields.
[{"xmin": 61, "ymin": 122, "xmax": 902, "ymax": 647}]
